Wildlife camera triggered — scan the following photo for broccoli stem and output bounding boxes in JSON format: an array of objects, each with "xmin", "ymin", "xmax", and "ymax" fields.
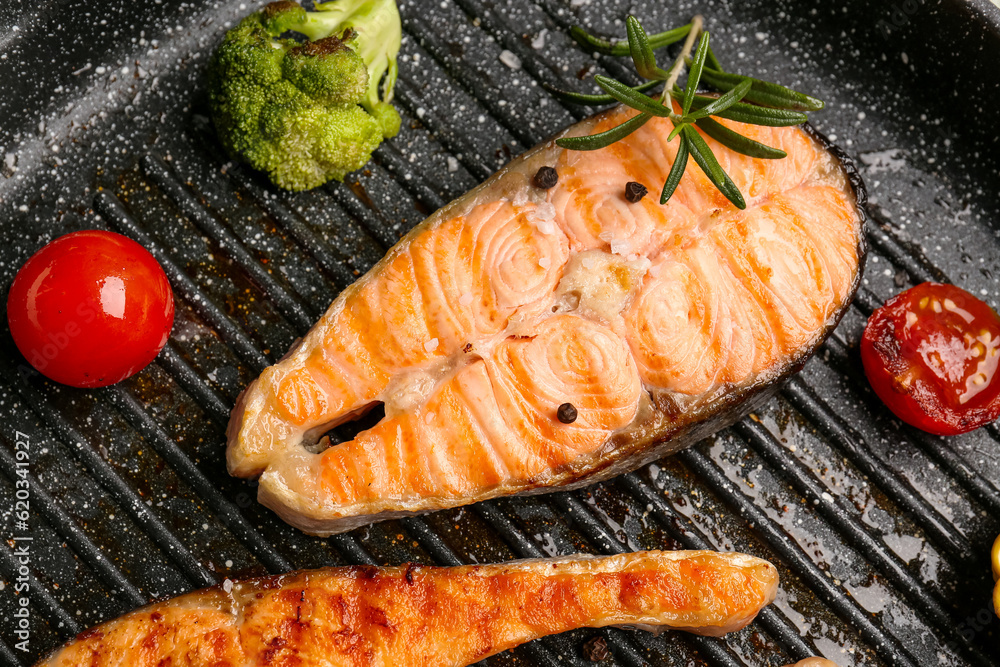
[{"xmin": 298, "ymin": 0, "xmax": 402, "ymax": 115}]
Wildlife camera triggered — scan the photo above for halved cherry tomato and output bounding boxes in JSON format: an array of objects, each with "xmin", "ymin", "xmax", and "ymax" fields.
[
  {"xmin": 861, "ymin": 282, "xmax": 1000, "ymax": 435},
  {"xmin": 7, "ymin": 230, "xmax": 174, "ymax": 388}
]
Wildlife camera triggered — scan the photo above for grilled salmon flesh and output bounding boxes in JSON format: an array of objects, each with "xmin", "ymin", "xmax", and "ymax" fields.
[
  {"xmin": 38, "ymin": 551, "xmax": 778, "ymax": 667},
  {"xmin": 227, "ymin": 105, "xmax": 866, "ymax": 535}
]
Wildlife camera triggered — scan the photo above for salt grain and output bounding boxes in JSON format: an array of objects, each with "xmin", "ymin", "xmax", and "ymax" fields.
[
  {"xmin": 538, "ymin": 256, "xmax": 551, "ymax": 269},
  {"xmin": 424, "ymin": 338, "xmax": 440, "ymax": 352},
  {"xmin": 534, "ymin": 201, "xmax": 555, "ymax": 219},
  {"xmin": 222, "ymin": 579, "xmax": 233, "ymax": 593},
  {"xmin": 499, "ymin": 50, "xmax": 522, "ymax": 70},
  {"xmin": 531, "ymin": 29, "xmax": 548, "ymax": 50},
  {"xmin": 447, "ymin": 156, "xmax": 459, "ymax": 172},
  {"xmin": 459, "ymin": 293, "xmax": 474, "ymax": 307}
]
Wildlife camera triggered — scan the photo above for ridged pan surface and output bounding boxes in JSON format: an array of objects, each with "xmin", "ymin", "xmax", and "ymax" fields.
[{"xmin": 0, "ymin": 0, "xmax": 999, "ymax": 665}]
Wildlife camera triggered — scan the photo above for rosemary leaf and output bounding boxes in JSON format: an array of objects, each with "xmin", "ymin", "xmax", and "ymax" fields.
[
  {"xmin": 626, "ymin": 16, "xmax": 669, "ymax": 80},
  {"xmin": 569, "ymin": 26, "xmax": 618, "ymax": 54},
  {"xmin": 681, "ymin": 89, "xmax": 808, "ymax": 125},
  {"xmin": 682, "ymin": 125, "xmax": 746, "ymax": 209},
  {"xmin": 542, "ymin": 80, "xmax": 662, "ymax": 107},
  {"xmin": 683, "ymin": 79, "xmax": 751, "ymax": 120},
  {"xmin": 706, "ymin": 45, "xmax": 723, "ymax": 72},
  {"xmin": 595, "ymin": 75, "xmax": 673, "ymax": 117},
  {"xmin": 570, "ymin": 23, "xmax": 691, "ymax": 56},
  {"xmin": 667, "ymin": 122, "xmax": 686, "ymax": 142},
  {"xmin": 647, "ymin": 24, "xmax": 692, "ymax": 51},
  {"xmin": 661, "ymin": 133, "xmax": 690, "ymax": 204},
  {"xmin": 682, "ymin": 32, "xmax": 711, "ymax": 115},
  {"xmin": 699, "ymin": 67, "xmax": 825, "ymax": 111},
  {"xmin": 705, "ymin": 101, "xmax": 807, "ymax": 126},
  {"xmin": 556, "ymin": 113, "xmax": 651, "ymax": 151},
  {"xmin": 695, "ymin": 117, "xmax": 787, "ymax": 159}
]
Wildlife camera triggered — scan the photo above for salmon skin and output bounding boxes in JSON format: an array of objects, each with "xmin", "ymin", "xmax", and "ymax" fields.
[
  {"xmin": 37, "ymin": 551, "xmax": 778, "ymax": 667},
  {"xmin": 227, "ymin": 105, "xmax": 867, "ymax": 535}
]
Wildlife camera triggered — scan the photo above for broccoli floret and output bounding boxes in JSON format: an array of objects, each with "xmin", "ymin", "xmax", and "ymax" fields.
[{"xmin": 208, "ymin": 0, "xmax": 402, "ymax": 191}]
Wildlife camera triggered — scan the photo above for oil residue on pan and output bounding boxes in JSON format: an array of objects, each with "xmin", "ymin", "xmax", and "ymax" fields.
[{"xmin": 1, "ymin": 0, "xmax": 1000, "ymax": 665}]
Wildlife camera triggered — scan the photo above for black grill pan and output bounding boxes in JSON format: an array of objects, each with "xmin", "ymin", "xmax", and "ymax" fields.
[{"xmin": 2, "ymin": 0, "xmax": 1000, "ymax": 664}]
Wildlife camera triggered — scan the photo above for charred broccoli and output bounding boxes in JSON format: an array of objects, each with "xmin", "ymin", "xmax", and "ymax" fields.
[{"xmin": 209, "ymin": 0, "xmax": 401, "ymax": 191}]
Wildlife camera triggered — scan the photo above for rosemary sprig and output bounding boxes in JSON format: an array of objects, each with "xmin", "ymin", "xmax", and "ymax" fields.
[{"xmin": 551, "ymin": 15, "xmax": 825, "ymax": 209}]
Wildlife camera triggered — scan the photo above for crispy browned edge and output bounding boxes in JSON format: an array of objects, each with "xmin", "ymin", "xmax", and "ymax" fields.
[{"xmin": 33, "ymin": 553, "xmax": 779, "ymax": 666}]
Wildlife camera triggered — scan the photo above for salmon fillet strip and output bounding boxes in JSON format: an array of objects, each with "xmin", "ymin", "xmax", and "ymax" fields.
[{"xmin": 39, "ymin": 551, "xmax": 778, "ymax": 667}]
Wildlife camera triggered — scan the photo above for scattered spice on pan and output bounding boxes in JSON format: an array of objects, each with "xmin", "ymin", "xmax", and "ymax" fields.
[
  {"xmin": 582, "ymin": 636, "xmax": 611, "ymax": 661},
  {"xmin": 557, "ymin": 402, "xmax": 578, "ymax": 423},
  {"xmin": 532, "ymin": 166, "xmax": 559, "ymax": 189},
  {"xmin": 624, "ymin": 181, "xmax": 648, "ymax": 202}
]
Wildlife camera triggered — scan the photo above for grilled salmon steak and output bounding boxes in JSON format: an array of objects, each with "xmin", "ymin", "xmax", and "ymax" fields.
[
  {"xmin": 227, "ymin": 105, "xmax": 866, "ymax": 535},
  {"xmin": 38, "ymin": 551, "xmax": 778, "ymax": 667}
]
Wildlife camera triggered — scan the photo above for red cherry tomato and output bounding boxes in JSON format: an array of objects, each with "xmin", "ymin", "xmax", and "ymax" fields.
[
  {"xmin": 7, "ymin": 230, "xmax": 174, "ymax": 388},
  {"xmin": 861, "ymin": 282, "xmax": 1000, "ymax": 435}
]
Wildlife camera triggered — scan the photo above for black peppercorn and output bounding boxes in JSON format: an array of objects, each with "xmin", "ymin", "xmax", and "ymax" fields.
[
  {"xmin": 556, "ymin": 402, "xmax": 578, "ymax": 424},
  {"xmin": 624, "ymin": 181, "xmax": 648, "ymax": 203},
  {"xmin": 533, "ymin": 166, "xmax": 559, "ymax": 189},
  {"xmin": 582, "ymin": 636, "xmax": 610, "ymax": 662}
]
